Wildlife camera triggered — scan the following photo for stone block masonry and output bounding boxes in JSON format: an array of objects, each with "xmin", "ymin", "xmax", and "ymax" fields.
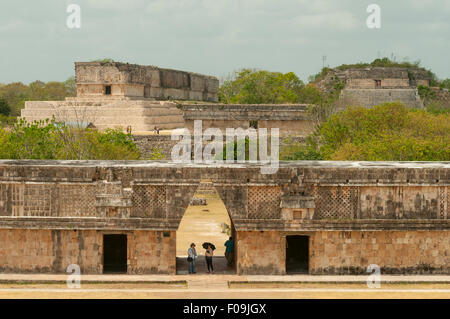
[
  {"xmin": 20, "ymin": 61, "xmax": 218, "ymax": 132},
  {"xmin": 22, "ymin": 99, "xmax": 184, "ymax": 133},
  {"xmin": 341, "ymin": 88, "xmax": 423, "ymax": 108},
  {"xmin": 236, "ymin": 230, "xmax": 449, "ymax": 275},
  {"xmin": 309, "ymin": 230, "xmax": 449, "ymax": 274},
  {"xmin": 132, "ymin": 134, "xmax": 306, "ymax": 160},
  {"xmin": 182, "ymin": 103, "xmax": 315, "ymax": 136},
  {"xmin": 316, "ymin": 66, "xmax": 432, "ymax": 109},
  {"xmin": 0, "ymin": 160, "xmax": 448, "ymax": 275},
  {"xmin": 75, "ymin": 62, "xmax": 219, "ymax": 102},
  {"xmin": 0, "ymin": 229, "xmax": 175, "ymax": 274}
]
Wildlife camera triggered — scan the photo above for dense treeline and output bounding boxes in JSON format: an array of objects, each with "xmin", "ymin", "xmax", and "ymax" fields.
[
  {"xmin": 0, "ymin": 58, "xmax": 449, "ymax": 161},
  {"xmin": 0, "ymin": 77, "xmax": 76, "ymax": 116},
  {"xmin": 280, "ymin": 103, "xmax": 450, "ymax": 161},
  {"xmin": 219, "ymin": 68, "xmax": 327, "ymax": 105}
]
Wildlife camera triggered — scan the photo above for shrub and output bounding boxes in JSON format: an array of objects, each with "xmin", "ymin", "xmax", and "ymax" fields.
[
  {"xmin": 281, "ymin": 102, "xmax": 450, "ymax": 161},
  {"xmin": 0, "ymin": 98, "xmax": 11, "ymax": 116}
]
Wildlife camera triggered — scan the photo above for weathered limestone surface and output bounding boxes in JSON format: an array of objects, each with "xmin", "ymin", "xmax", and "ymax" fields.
[
  {"xmin": 318, "ymin": 67, "xmax": 432, "ymax": 90},
  {"xmin": 132, "ymin": 135, "xmax": 306, "ymax": 160},
  {"xmin": 128, "ymin": 230, "xmax": 176, "ymax": 274},
  {"xmin": 0, "ymin": 229, "xmax": 101, "ymax": 273},
  {"xmin": 0, "ymin": 229, "xmax": 174, "ymax": 274},
  {"xmin": 21, "ymin": 99, "xmax": 184, "ymax": 132},
  {"xmin": 182, "ymin": 104, "xmax": 314, "ymax": 136},
  {"xmin": 75, "ymin": 62, "xmax": 219, "ymax": 102},
  {"xmin": 237, "ymin": 230, "xmax": 449, "ymax": 275},
  {"xmin": 340, "ymin": 88, "xmax": 423, "ymax": 108},
  {"xmin": 21, "ymin": 61, "xmax": 219, "ymax": 131},
  {"xmin": 309, "ymin": 230, "xmax": 449, "ymax": 274},
  {"xmin": 0, "ymin": 160, "xmax": 448, "ymax": 275},
  {"xmin": 236, "ymin": 231, "xmax": 285, "ymax": 275},
  {"xmin": 317, "ymin": 67, "xmax": 431, "ymax": 108}
]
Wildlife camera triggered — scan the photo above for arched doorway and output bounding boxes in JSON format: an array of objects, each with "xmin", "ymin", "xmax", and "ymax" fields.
[{"xmin": 176, "ymin": 180, "xmax": 236, "ymax": 274}]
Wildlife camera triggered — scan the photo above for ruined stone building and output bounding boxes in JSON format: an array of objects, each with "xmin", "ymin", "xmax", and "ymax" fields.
[
  {"xmin": 21, "ymin": 62, "xmax": 219, "ymax": 132},
  {"xmin": 318, "ymin": 67, "xmax": 432, "ymax": 108},
  {"xmin": 0, "ymin": 160, "xmax": 448, "ymax": 275},
  {"xmin": 20, "ymin": 62, "xmax": 437, "ymax": 138},
  {"xmin": 21, "ymin": 62, "xmax": 314, "ymax": 136}
]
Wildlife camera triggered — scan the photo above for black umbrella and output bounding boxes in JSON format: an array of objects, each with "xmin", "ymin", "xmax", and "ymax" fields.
[{"xmin": 202, "ymin": 242, "xmax": 216, "ymax": 250}]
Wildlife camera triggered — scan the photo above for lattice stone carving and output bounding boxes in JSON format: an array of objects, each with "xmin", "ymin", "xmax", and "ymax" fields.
[
  {"xmin": 131, "ymin": 185, "xmax": 166, "ymax": 218},
  {"xmin": 22, "ymin": 184, "xmax": 54, "ymax": 216},
  {"xmin": 58, "ymin": 184, "xmax": 96, "ymax": 217},
  {"xmin": 441, "ymin": 186, "xmax": 449, "ymax": 219},
  {"xmin": 10, "ymin": 184, "xmax": 24, "ymax": 216},
  {"xmin": 313, "ymin": 186, "xmax": 354, "ymax": 219},
  {"xmin": 448, "ymin": 187, "xmax": 450, "ymax": 219},
  {"xmin": 247, "ymin": 186, "xmax": 282, "ymax": 219},
  {"xmin": 0, "ymin": 184, "xmax": 9, "ymax": 215}
]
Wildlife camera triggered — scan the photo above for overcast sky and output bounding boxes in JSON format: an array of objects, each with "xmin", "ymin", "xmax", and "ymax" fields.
[{"xmin": 0, "ymin": 0, "xmax": 449, "ymax": 83}]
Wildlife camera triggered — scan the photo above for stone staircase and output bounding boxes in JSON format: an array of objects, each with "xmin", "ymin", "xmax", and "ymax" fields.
[{"xmin": 21, "ymin": 98, "xmax": 184, "ymax": 131}]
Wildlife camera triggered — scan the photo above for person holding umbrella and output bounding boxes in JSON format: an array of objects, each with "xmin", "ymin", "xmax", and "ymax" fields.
[{"xmin": 202, "ymin": 242, "xmax": 215, "ymax": 274}]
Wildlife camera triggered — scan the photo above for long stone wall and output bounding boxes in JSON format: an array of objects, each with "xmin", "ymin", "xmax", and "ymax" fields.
[
  {"xmin": 182, "ymin": 103, "xmax": 314, "ymax": 136},
  {"xmin": 132, "ymin": 135, "xmax": 306, "ymax": 160},
  {"xmin": 0, "ymin": 161, "xmax": 448, "ymax": 275},
  {"xmin": 309, "ymin": 230, "xmax": 449, "ymax": 274},
  {"xmin": 237, "ymin": 230, "xmax": 449, "ymax": 275},
  {"xmin": 0, "ymin": 229, "xmax": 175, "ymax": 274},
  {"xmin": 340, "ymin": 88, "xmax": 423, "ymax": 108}
]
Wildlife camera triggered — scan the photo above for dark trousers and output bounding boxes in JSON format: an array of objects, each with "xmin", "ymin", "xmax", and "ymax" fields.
[
  {"xmin": 225, "ymin": 251, "xmax": 233, "ymax": 266},
  {"xmin": 205, "ymin": 256, "xmax": 213, "ymax": 272}
]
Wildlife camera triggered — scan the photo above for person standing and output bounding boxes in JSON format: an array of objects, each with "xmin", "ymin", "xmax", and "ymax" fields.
[
  {"xmin": 224, "ymin": 237, "xmax": 234, "ymax": 267},
  {"xmin": 205, "ymin": 245, "xmax": 214, "ymax": 274},
  {"xmin": 187, "ymin": 243, "xmax": 197, "ymax": 274}
]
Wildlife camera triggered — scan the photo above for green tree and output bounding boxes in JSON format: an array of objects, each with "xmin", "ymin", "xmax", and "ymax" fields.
[
  {"xmin": 219, "ymin": 69, "xmax": 305, "ymax": 104},
  {"xmin": 281, "ymin": 102, "xmax": 450, "ymax": 161},
  {"xmin": 439, "ymin": 79, "xmax": 450, "ymax": 90},
  {"xmin": 6, "ymin": 118, "xmax": 59, "ymax": 159},
  {"xmin": 0, "ymin": 78, "xmax": 77, "ymax": 116},
  {"xmin": 64, "ymin": 76, "xmax": 77, "ymax": 97},
  {"xmin": 0, "ymin": 82, "xmax": 30, "ymax": 116},
  {"xmin": 0, "ymin": 98, "xmax": 11, "ymax": 116}
]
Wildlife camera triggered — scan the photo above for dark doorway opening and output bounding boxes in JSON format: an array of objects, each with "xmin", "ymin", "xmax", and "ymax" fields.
[
  {"xmin": 103, "ymin": 234, "xmax": 127, "ymax": 273},
  {"xmin": 105, "ymin": 85, "xmax": 112, "ymax": 95},
  {"xmin": 286, "ymin": 235, "xmax": 309, "ymax": 274}
]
